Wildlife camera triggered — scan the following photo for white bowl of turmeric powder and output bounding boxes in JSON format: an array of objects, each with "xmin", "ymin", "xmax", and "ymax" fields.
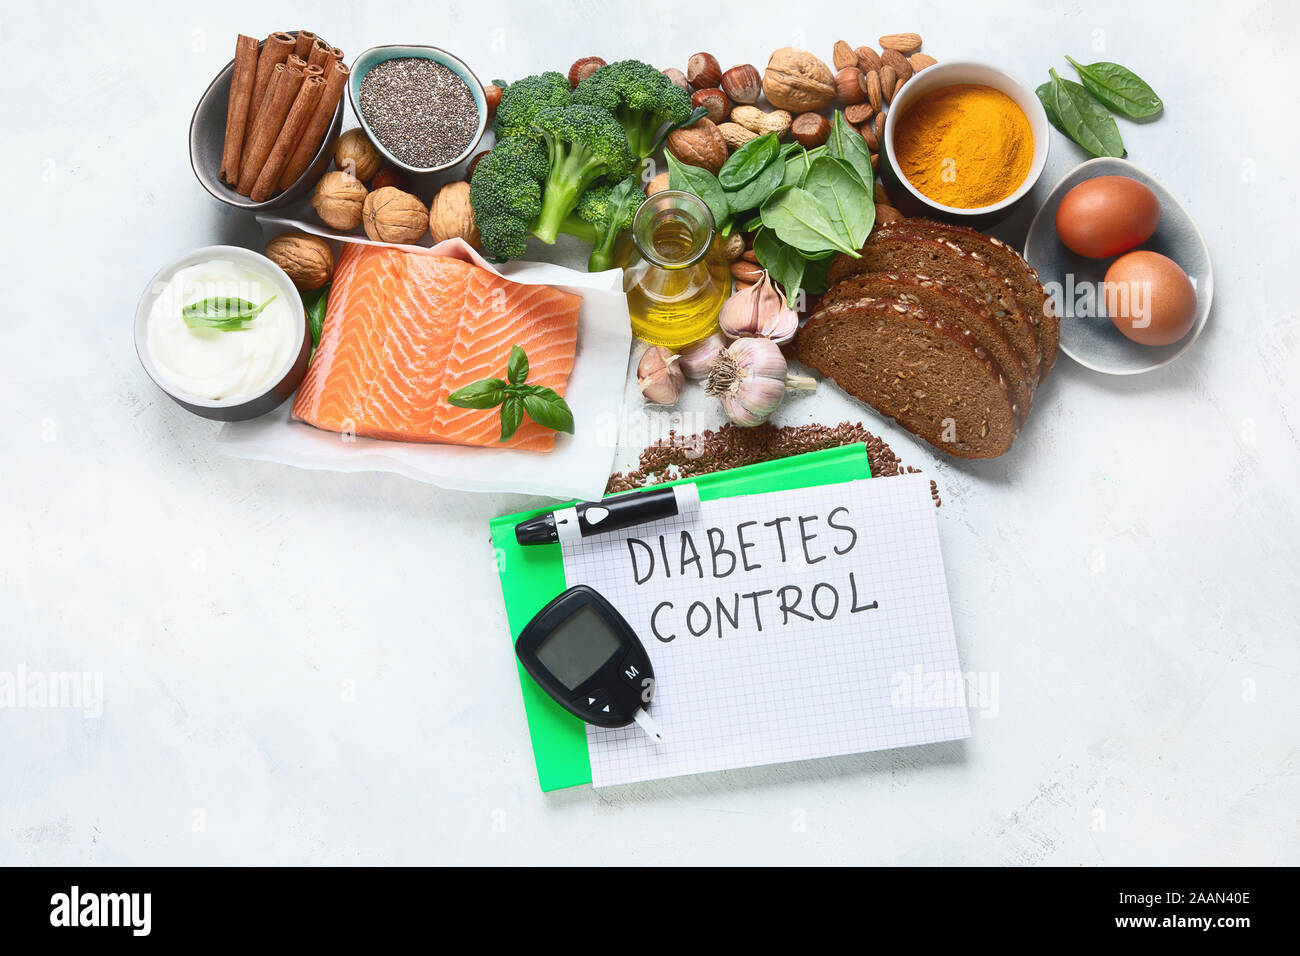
[{"xmin": 881, "ymin": 61, "xmax": 1049, "ymax": 225}]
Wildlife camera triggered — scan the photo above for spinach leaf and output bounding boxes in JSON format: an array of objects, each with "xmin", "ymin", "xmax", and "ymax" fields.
[
  {"xmin": 719, "ymin": 133, "xmax": 779, "ymax": 190},
  {"xmin": 1065, "ymin": 56, "xmax": 1163, "ymax": 118},
  {"xmin": 825, "ymin": 111, "xmax": 874, "ymax": 190},
  {"xmin": 667, "ymin": 153, "xmax": 730, "ymax": 232},
  {"xmin": 804, "ymin": 156, "xmax": 874, "ymax": 250},
  {"xmin": 1036, "ymin": 81, "xmax": 1064, "ymax": 131},
  {"xmin": 1046, "ymin": 69, "xmax": 1126, "ymax": 157},
  {"xmin": 801, "ymin": 254, "xmax": 834, "ymax": 295},
  {"xmin": 780, "ymin": 145, "xmax": 826, "ymax": 188},
  {"xmin": 726, "ymin": 151, "xmax": 786, "ymax": 215},
  {"xmin": 753, "ymin": 228, "xmax": 806, "ymax": 308},
  {"xmin": 181, "ymin": 295, "xmax": 276, "ymax": 331},
  {"xmin": 759, "ymin": 185, "xmax": 859, "ymax": 257}
]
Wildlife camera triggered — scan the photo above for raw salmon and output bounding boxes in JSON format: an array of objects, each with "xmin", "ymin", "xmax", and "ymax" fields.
[{"xmin": 292, "ymin": 243, "xmax": 581, "ymax": 451}]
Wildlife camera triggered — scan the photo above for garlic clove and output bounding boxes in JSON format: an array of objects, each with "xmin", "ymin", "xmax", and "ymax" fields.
[
  {"xmin": 717, "ymin": 279, "xmax": 762, "ymax": 340},
  {"xmin": 637, "ymin": 345, "xmax": 685, "ymax": 405},
  {"xmin": 718, "ymin": 270, "xmax": 800, "ymax": 344},
  {"xmin": 677, "ymin": 332, "xmax": 728, "ymax": 380}
]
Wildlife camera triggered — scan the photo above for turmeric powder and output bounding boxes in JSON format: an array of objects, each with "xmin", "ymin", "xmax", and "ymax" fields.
[{"xmin": 893, "ymin": 84, "xmax": 1033, "ymax": 209}]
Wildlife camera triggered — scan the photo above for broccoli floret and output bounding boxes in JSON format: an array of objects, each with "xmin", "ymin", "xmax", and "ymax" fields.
[
  {"xmin": 571, "ymin": 59, "xmax": 693, "ymax": 159},
  {"xmin": 492, "ymin": 72, "xmax": 572, "ymax": 141},
  {"xmin": 531, "ymin": 104, "xmax": 635, "ymax": 245},
  {"xmin": 569, "ymin": 176, "xmax": 642, "ymax": 271},
  {"xmin": 469, "ymin": 137, "xmax": 548, "ymax": 261}
]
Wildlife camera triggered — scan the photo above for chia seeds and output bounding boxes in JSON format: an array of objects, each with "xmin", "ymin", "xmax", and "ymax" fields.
[
  {"xmin": 359, "ymin": 57, "xmax": 478, "ymax": 168},
  {"xmin": 605, "ymin": 422, "xmax": 941, "ymax": 507}
]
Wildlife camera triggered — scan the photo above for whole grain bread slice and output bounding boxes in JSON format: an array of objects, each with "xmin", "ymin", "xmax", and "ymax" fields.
[
  {"xmin": 822, "ymin": 271, "xmax": 1032, "ymax": 427},
  {"xmin": 877, "ymin": 220, "xmax": 1059, "ymax": 379},
  {"xmin": 828, "ymin": 233, "xmax": 1040, "ymax": 388},
  {"xmin": 796, "ymin": 297, "xmax": 1019, "ymax": 459}
]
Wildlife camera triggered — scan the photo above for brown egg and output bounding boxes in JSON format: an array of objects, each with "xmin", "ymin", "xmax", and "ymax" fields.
[
  {"xmin": 1104, "ymin": 251, "xmax": 1197, "ymax": 346},
  {"xmin": 1056, "ymin": 176, "xmax": 1161, "ymax": 258}
]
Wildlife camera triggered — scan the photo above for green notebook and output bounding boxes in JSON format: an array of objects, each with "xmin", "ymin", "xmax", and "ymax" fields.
[{"xmin": 489, "ymin": 443, "xmax": 874, "ymax": 791}]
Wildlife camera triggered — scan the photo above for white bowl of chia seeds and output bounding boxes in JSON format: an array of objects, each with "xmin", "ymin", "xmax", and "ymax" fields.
[{"xmin": 348, "ymin": 45, "xmax": 488, "ymax": 176}]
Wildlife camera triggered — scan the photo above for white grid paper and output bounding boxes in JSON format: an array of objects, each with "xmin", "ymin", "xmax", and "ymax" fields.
[{"xmin": 561, "ymin": 473, "xmax": 971, "ymax": 787}]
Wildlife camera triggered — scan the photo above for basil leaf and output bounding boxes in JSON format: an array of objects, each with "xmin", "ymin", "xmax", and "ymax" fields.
[
  {"xmin": 506, "ymin": 344, "xmax": 529, "ymax": 385},
  {"xmin": 181, "ymin": 295, "xmax": 276, "ymax": 331},
  {"xmin": 1047, "ymin": 69, "xmax": 1126, "ymax": 158},
  {"xmin": 760, "ymin": 185, "xmax": 859, "ymax": 256},
  {"xmin": 825, "ymin": 111, "xmax": 874, "ymax": 191},
  {"xmin": 666, "ymin": 153, "xmax": 730, "ymax": 231},
  {"xmin": 499, "ymin": 395, "xmax": 524, "ymax": 442},
  {"xmin": 754, "ymin": 228, "xmax": 806, "ymax": 308},
  {"xmin": 301, "ymin": 286, "xmax": 328, "ymax": 359},
  {"xmin": 719, "ymin": 133, "xmax": 779, "ymax": 190},
  {"xmin": 521, "ymin": 387, "xmax": 575, "ymax": 435},
  {"xmin": 448, "ymin": 378, "xmax": 508, "ymax": 409},
  {"xmin": 726, "ymin": 152, "xmax": 786, "ymax": 215},
  {"xmin": 1065, "ymin": 56, "xmax": 1163, "ymax": 118},
  {"xmin": 804, "ymin": 156, "xmax": 874, "ymax": 250}
]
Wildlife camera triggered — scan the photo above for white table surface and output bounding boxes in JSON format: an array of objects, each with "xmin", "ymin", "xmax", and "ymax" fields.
[{"xmin": 2, "ymin": 0, "xmax": 1298, "ymax": 866}]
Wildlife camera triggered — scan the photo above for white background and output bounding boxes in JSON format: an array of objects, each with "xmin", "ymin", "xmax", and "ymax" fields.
[{"xmin": 2, "ymin": 0, "xmax": 1297, "ymax": 865}]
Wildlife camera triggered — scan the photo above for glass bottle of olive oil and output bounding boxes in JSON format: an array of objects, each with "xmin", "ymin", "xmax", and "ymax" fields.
[{"xmin": 623, "ymin": 190, "xmax": 731, "ymax": 349}]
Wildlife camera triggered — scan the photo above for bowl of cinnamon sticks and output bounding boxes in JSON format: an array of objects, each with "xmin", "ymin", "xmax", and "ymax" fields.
[{"xmin": 189, "ymin": 30, "xmax": 348, "ymax": 210}]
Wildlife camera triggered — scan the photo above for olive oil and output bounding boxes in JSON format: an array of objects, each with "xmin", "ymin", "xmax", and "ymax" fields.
[{"xmin": 624, "ymin": 191, "xmax": 731, "ymax": 349}]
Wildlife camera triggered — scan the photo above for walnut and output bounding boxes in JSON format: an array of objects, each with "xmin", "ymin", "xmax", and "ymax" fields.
[
  {"xmin": 265, "ymin": 232, "xmax": 334, "ymax": 290},
  {"xmin": 428, "ymin": 181, "xmax": 480, "ymax": 247},
  {"xmin": 312, "ymin": 171, "xmax": 367, "ymax": 230},
  {"xmin": 362, "ymin": 187, "xmax": 428, "ymax": 244},
  {"xmin": 665, "ymin": 118, "xmax": 728, "ymax": 174},
  {"xmin": 333, "ymin": 128, "xmax": 383, "ymax": 182},
  {"xmin": 763, "ymin": 47, "xmax": 836, "ymax": 113}
]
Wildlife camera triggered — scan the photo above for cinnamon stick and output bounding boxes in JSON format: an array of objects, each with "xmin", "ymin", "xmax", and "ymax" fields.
[
  {"xmin": 219, "ymin": 34, "xmax": 259, "ymax": 185},
  {"xmin": 305, "ymin": 64, "xmax": 324, "ymax": 80},
  {"xmin": 251, "ymin": 74, "xmax": 325, "ymax": 202},
  {"xmin": 237, "ymin": 62, "xmax": 306, "ymax": 196},
  {"xmin": 293, "ymin": 31, "xmax": 316, "ymax": 60},
  {"xmin": 277, "ymin": 60, "xmax": 349, "ymax": 191},
  {"xmin": 327, "ymin": 47, "xmax": 345, "ymax": 70},
  {"xmin": 242, "ymin": 32, "xmax": 295, "ymax": 156},
  {"xmin": 308, "ymin": 37, "xmax": 331, "ymax": 71}
]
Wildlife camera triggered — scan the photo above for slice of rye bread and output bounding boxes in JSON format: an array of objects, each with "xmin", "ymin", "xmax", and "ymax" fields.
[
  {"xmin": 796, "ymin": 297, "xmax": 1019, "ymax": 459},
  {"xmin": 877, "ymin": 220, "xmax": 1059, "ymax": 379},
  {"xmin": 827, "ymin": 233, "xmax": 1040, "ymax": 389},
  {"xmin": 822, "ymin": 272, "xmax": 1032, "ymax": 426}
]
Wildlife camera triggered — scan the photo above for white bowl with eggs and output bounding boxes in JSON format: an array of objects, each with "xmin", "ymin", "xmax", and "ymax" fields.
[{"xmin": 134, "ymin": 246, "xmax": 311, "ymax": 420}]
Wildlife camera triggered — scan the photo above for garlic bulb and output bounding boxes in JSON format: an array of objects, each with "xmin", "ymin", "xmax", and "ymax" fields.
[
  {"xmin": 704, "ymin": 337, "xmax": 816, "ymax": 427},
  {"xmin": 677, "ymin": 332, "xmax": 728, "ymax": 380},
  {"xmin": 637, "ymin": 345, "xmax": 684, "ymax": 405},
  {"xmin": 718, "ymin": 270, "xmax": 799, "ymax": 344}
]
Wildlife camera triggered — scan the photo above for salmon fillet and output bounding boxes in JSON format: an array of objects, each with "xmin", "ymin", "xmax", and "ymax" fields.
[{"xmin": 292, "ymin": 243, "xmax": 581, "ymax": 451}]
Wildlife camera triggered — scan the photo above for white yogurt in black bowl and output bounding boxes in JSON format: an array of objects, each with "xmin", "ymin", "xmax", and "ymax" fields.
[{"xmin": 134, "ymin": 246, "xmax": 310, "ymax": 421}]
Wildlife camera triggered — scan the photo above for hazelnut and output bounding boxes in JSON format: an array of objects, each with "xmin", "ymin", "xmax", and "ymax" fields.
[
  {"xmin": 333, "ymin": 128, "xmax": 382, "ymax": 183},
  {"xmin": 686, "ymin": 52, "xmax": 722, "ymax": 90},
  {"xmin": 483, "ymin": 84, "xmax": 503, "ymax": 119},
  {"xmin": 835, "ymin": 67, "xmax": 866, "ymax": 105},
  {"xmin": 876, "ymin": 204, "xmax": 904, "ymax": 225},
  {"xmin": 791, "ymin": 112, "xmax": 831, "ymax": 149},
  {"xmin": 832, "ymin": 40, "xmax": 857, "ymax": 71},
  {"xmin": 568, "ymin": 56, "xmax": 606, "ymax": 88},
  {"xmin": 691, "ymin": 88, "xmax": 730, "ymax": 124},
  {"xmin": 646, "ymin": 171, "xmax": 670, "ymax": 196},
  {"xmin": 371, "ymin": 166, "xmax": 410, "ymax": 192},
  {"xmin": 312, "ymin": 171, "xmax": 367, "ymax": 230},
  {"xmin": 665, "ymin": 118, "xmax": 728, "ymax": 173},
  {"xmin": 465, "ymin": 151, "xmax": 489, "ymax": 180},
  {"xmin": 428, "ymin": 181, "xmax": 480, "ymax": 247},
  {"xmin": 720, "ymin": 64, "xmax": 762, "ymax": 105},
  {"xmin": 662, "ymin": 67, "xmax": 689, "ymax": 91},
  {"xmin": 266, "ymin": 232, "xmax": 333, "ymax": 290},
  {"xmin": 362, "ymin": 187, "xmax": 428, "ymax": 244}
]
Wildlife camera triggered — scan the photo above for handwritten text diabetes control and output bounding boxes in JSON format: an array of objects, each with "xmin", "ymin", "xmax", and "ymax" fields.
[{"xmin": 625, "ymin": 506, "xmax": 879, "ymax": 642}]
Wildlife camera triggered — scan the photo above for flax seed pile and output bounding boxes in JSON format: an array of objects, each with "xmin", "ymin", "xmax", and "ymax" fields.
[
  {"xmin": 359, "ymin": 58, "xmax": 478, "ymax": 168},
  {"xmin": 605, "ymin": 422, "xmax": 941, "ymax": 506}
]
